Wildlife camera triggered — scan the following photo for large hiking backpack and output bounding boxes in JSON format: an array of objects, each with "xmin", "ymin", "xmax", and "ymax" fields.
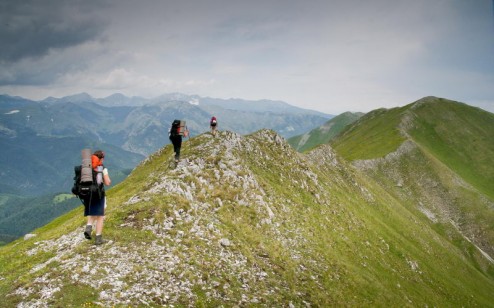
[
  {"xmin": 210, "ymin": 117, "xmax": 217, "ymax": 126},
  {"xmin": 71, "ymin": 149, "xmax": 104, "ymax": 201},
  {"xmin": 71, "ymin": 166, "xmax": 104, "ymax": 200},
  {"xmin": 170, "ymin": 119, "xmax": 187, "ymax": 136}
]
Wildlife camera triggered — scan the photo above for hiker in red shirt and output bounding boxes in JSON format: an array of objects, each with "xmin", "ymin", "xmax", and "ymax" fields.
[
  {"xmin": 210, "ymin": 116, "xmax": 217, "ymax": 136},
  {"xmin": 83, "ymin": 150, "xmax": 111, "ymax": 245}
]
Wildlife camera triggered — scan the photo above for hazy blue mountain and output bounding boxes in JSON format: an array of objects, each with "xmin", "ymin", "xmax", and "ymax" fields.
[
  {"xmin": 197, "ymin": 96, "xmax": 331, "ymax": 116},
  {"xmin": 44, "ymin": 92, "xmax": 332, "ymax": 117},
  {"xmin": 2, "ymin": 93, "xmax": 332, "ymax": 156},
  {"xmin": 0, "ymin": 130, "xmax": 143, "ymax": 195},
  {"xmin": 0, "ymin": 94, "xmax": 145, "ymax": 194}
]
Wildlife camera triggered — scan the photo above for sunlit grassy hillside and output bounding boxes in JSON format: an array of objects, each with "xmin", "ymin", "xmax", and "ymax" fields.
[
  {"xmin": 0, "ymin": 129, "xmax": 493, "ymax": 307},
  {"xmin": 330, "ymin": 96, "xmax": 494, "ymax": 274},
  {"xmin": 288, "ymin": 112, "xmax": 363, "ymax": 153},
  {"xmin": 331, "ymin": 107, "xmax": 407, "ymax": 161},
  {"xmin": 406, "ymin": 97, "xmax": 494, "ymax": 199},
  {"xmin": 332, "ymin": 97, "xmax": 494, "ymax": 199}
]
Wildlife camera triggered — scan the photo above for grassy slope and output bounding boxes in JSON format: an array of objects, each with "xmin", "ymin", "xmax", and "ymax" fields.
[
  {"xmin": 406, "ymin": 98, "xmax": 494, "ymax": 200},
  {"xmin": 331, "ymin": 97, "xmax": 494, "ymax": 199},
  {"xmin": 288, "ymin": 112, "xmax": 363, "ymax": 153},
  {"xmin": 331, "ymin": 107, "xmax": 407, "ymax": 161},
  {"xmin": 356, "ymin": 134, "xmax": 494, "ymax": 264},
  {"xmin": 328, "ymin": 97, "xmax": 494, "ymax": 284},
  {"xmin": 0, "ymin": 131, "xmax": 493, "ymax": 306}
]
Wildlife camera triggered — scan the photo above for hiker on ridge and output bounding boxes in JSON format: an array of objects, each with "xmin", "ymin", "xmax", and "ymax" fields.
[
  {"xmin": 169, "ymin": 119, "xmax": 184, "ymax": 163},
  {"xmin": 83, "ymin": 150, "xmax": 111, "ymax": 245},
  {"xmin": 210, "ymin": 116, "xmax": 217, "ymax": 136}
]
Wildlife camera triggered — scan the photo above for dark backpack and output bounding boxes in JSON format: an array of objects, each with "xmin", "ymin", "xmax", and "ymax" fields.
[
  {"xmin": 71, "ymin": 165, "xmax": 104, "ymax": 201},
  {"xmin": 170, "ymin": 119, "xmax": 180, "ymax": 136},
  {"xmin": 170, "ymin": 119, "xmax": 186, "ymax": 136}
]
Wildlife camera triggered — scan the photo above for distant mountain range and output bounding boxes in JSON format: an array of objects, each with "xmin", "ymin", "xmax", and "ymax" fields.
[
  {"xmin": 0, "ymin": 93, "xmax": 332, "ymax": 194},
  {"xmin": 1, "ymin": 96, "xmax": 492, "ymax": 306},
  {"xmin": 42, "ymin": 92, "xmax": 330, "ymax": 116},
  {"xmin": 2, "ymin": 92, "xmax": 331, "ymax": 152},
  {"xmin": 0, "ymin": 92, "xmax": 332, "ymax": 241}
]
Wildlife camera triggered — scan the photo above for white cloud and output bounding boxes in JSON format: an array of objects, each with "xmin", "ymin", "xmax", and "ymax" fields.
[
  {"xmin": 0, "ymin": 0, "xmax": 493, "ymax": 114},
  {"xmin": 4, "ymin": 110, "xmax": 20, "ymax": 115}
]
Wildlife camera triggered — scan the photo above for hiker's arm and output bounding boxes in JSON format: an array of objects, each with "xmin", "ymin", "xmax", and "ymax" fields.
[{"xmin": 103, "ymin": 168, "xmax": 111, "ymax": 186}]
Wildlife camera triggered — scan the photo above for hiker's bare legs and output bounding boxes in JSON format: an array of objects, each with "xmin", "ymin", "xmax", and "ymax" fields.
[
  {"xmin": 86, "ymin": 216, "xmax": 104, "ymax": 233},
  {"xmin": 95, "ymin": 216, "xmax": 104, "ymax": 234}
]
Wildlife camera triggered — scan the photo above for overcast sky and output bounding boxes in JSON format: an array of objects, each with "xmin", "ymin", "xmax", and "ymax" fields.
[{"xmin": 1, "ymin": 0, "xmax": 493, "ymax": 114}]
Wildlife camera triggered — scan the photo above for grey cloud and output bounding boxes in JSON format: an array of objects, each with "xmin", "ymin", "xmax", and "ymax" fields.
[
  {"xmin": 0, "ymin": 58, "xmax": 81, "ymax": 86},
  {"xmin": 0, "ymin": 0, "xmax": 107, "ymax": 63}
]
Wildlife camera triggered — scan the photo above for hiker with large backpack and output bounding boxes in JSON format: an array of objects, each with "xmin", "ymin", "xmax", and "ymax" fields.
[
  {"xmin": 72, "ymin": 149, "xmax": 111, "ymax": 245},
  {"xmin": 169, "ymin": 119, "xmax": 187, "ymax": 163},
  {"xmin": 210, "ymin": 116, "xmax": 217, "ymax": 136}
]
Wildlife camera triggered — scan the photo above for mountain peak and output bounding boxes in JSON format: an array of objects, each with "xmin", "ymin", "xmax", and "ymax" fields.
[
  {"xmin": 62, "ymin": 92, "xmax": 94, "ymax": 102},
  {"xmin": 330, "ymin": 97, "xmax": 494, "ymax": 273},
  {"xmin": 414, "ymin": 95, "xmax": 439, "ymax": 103},
  {"xmin": 40, "ymin": 92, "xmax": 95, "ymax": 104}
]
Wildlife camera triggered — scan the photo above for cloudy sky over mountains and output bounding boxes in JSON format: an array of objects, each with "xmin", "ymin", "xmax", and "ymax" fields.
[{"xmin": 1, "ymin": 0, "xmax": 493, "ymax": 114}]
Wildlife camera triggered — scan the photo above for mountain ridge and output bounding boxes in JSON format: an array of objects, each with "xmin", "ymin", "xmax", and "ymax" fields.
[
  {"xmin": 288, "ymin": 111, "xmax": 364, "ymax": 152},
  {"xmin": 331, "ymin": 96, "xmax": 494, "ymax": 262},
  {"xmin": 33, "ymin": 92, "xmax": 332, "ymax": 117},
  {"xmin": 1, "ymin": 128, "xmax": 493, "ymax": 306}
]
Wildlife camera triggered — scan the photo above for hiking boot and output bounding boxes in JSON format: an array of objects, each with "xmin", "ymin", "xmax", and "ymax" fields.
[
  {"xmin": 95, "ymin": 235, "xmax": 106, "ymax": 245},
  {"xmin": 84, "ymin": 225, "xmax": 92, "ymax": 240}
]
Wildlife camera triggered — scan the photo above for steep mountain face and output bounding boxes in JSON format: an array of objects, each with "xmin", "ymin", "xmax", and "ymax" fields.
[
  {"xmin": 332, "ymin": 96, "xmax": 494, "ymax": 261},
  {"xmin": 1, "ymin": 129, "xmax": 492, "ymax": 306},
  {"xmin": 288, "ymin": 111, "xmax": 364, "ymax": 152}
]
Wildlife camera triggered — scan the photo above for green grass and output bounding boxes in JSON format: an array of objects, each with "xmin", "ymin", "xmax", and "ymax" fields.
[
  {"xmin": 328, "ymin": 98, "xmax": 494, "ymax": 273},
  {"xmin": 288, "ymin": 112, "xmax": 364, "ymax": 153},
  {"xmin": 351, "ymin": 127, "xmax": 494, "ymax": 272},
  {"xmin": 408, "ymin": 98, "xmax": 494, "ymax": 199},
  {"xmin": 331, "ymin": 107, "xmax": 407, "ymax": 161},
  {"xmin": 50, "ymin": 282, "xmax": 99, "ymax": 307},
  {"xmin": 53, "ymin": 194, "xmax": 74, "ymax": 203}
]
